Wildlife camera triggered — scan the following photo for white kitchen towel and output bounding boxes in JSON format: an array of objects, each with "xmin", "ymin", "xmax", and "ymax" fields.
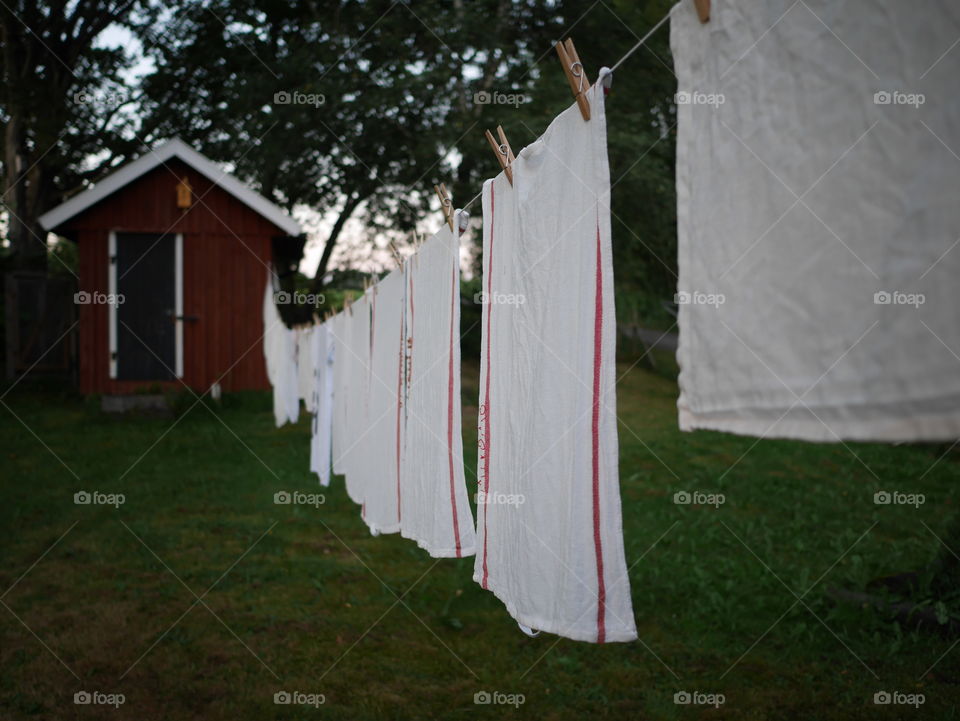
[
  {"xmin": 672, "ymin": 0, "xmax": 960, "ymax": 441},
  {"xmin": 330, "ymin": 311, "xmax": 349, "ymax": 476},
  {"xmin": 343, "ymin": 294, "xmax": 372, "ymax": 506},
  {"xmin": 262, "ymin": 273, "xmax": 299, "ymax": 427},
  {"xmin": 309, "ymin": 322, "xmax": 335, "ymax": 486},
  {"xmin": 361, "ymin": 270, "xmax": 407, "ymax": 535},
  {"xmin": 400, "ymin": 219, "xmax": 477, "ymax": 558},
  {"xmin": 297, "ymin": 326, "xmax": 315, "ymax": 412},
  {"xmin": 474, "ymin": 80, "xmax": 636, "ymax": 643}
]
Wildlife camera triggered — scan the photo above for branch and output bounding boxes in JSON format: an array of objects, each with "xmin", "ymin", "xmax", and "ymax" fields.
[{"xmin": 309, "ymin": 192, "xmax": 364, "ymax": 294}]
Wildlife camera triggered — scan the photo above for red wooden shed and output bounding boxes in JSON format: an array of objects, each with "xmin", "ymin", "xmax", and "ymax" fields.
[{"xmin": 39, "ymin": 139, "xmax": 301, "ymax": 395}]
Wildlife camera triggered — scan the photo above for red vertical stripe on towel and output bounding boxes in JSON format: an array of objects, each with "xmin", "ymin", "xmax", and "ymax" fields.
[
  {"xmin": 480, "ymin": 183, "xmax": 495, "ymax": 588},
  {"xmin": 396, "ymin": 316, "xmax": 403, "ymax": 525},
  {"xmin": 369, "ymin": 290, "xmax": 376, "ymax": 390},
  {"xmin": 447, "ymin": 263, "xmax": 463, "ymax": 557},
  {"xmin": 591, "ymin": 220, "xmax": 607, "ymax": 644}
]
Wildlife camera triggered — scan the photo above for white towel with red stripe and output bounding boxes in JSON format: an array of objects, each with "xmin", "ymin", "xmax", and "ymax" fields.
[
  {"xmin": 361, "ymin": 271, "xmax": 406, "ymax": 535},
  {"xmin": 672, "ymin": 0, "xmax": 960, "ymax": 441},
  {"xmin": 473, "ymin": 80, "xmax": 637, "ymax": 643},
  {"xmin": 400, "ymin": 221, "xmax": 477, "ymax": 558},
  {"xmin": 309, "ymin": 322, "xmax": 335, "ymax": 486}
]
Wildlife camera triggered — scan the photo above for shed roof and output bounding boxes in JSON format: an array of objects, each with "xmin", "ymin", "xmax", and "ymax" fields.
[{"xmin": 38, "ymin": 138, "xmax": 302, "ymax": 236}]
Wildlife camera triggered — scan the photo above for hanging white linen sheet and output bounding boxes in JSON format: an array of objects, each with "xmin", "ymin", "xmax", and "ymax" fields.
[
  {"xmin": 297, "ymin": 326, "xmax": 315, "ymax": 413},
  {"xmin": 360, "ymin": 270, "xmax": 407, "ymax": 536},
  {"xmin": 343, "ymin": 293, "xmax": 372, "ymax": 506},
  {"xmin": 262, "ymin": 273, "xmax": 299, "ymax": 427},
  {"xmin": 309, "ymin": 322, "xmax": 335, "ymax": 486},
  {"xmin": 473, "ymin": 79, "xmax": 637, "ymax": 643},
  {"xmin": 400, "ymin": 220, "xmax": 477, "ymax": 558},
  {"xmin": 671, "ymin": 0, "xmax": 960, "ymax": 441},
  {"xmin": 330, "ymin": 311, "xmax": 349, "ymax": 477}
]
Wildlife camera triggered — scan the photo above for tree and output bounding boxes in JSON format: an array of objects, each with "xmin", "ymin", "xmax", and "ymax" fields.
[
  {"xmin": 136, "ymin": 0, "xmax": 557, "ymax": 309},
  {"xmin": 0, "ymin": 0, "xmax": 158, "ymax": 271}
]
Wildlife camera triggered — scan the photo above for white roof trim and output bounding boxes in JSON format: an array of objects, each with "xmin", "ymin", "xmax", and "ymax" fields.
[{"xmin": 39, "ymin": 138, "xmax": 302, "ymax": 236}]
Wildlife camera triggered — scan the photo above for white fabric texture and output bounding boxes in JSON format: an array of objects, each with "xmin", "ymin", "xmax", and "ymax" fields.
[
  {"xmin": 262, "ymin": 274, "xmax": 299, "ymax": 427},
  {"xmin": 343, "ymin": 294, "xmax": 372, "ymax": 506},
  {"xmin": 330, "ymin": 312, "xmax": 349, "ymax": 476},
  {"xmin": 309, "ymin": 323, "xmax": 335, "ymax": 486},
  {"xmin": 672, "ymin": 0, "xmax": 960, "ymax": 441},
  {"xmin": 297, "ymin": 327, "xmax": 316, "ymax": 412},
  {"xmin": 400, "ymin": 220, "xmax": 477, "ymax": 558},
  {"xmin": 473, "ymin": 81, "xmax": 636, "ymax": 643},
  {"xmin": 361, "ymin": 271, "xmax": 406, "ymax": 535}
]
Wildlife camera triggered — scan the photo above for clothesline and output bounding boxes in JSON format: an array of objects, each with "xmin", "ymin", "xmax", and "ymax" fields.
[
  {"xmin": 265, "ymin": 0, "xmax": 960, "ymax": 649},
  {"xmin": 456, "ymin": 7, "xmax": 672, "ymax": 215},
  {"xmin": 269, "ymin": 77, "xmax": 635, "ymax": 643},
  {"xmin": 306, "ymin": 8, "xmax": 675, "ymax": 314},
  {"xmin": 307, "ymin": 8, "xmax": 675, "ymax": 318}
]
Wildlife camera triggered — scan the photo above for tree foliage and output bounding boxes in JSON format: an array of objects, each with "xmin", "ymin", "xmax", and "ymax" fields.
[
  {"xmin": 0, "ymin": 0, "xmax": 159, "ymax": 269},
  {"xmin": 3, "ymin": 0, "xmax": 679, "ymax": 313}
]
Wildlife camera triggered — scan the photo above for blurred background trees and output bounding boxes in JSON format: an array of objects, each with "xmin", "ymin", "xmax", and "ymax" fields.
[{"xmin": 2, "ymin": 0, "xmax": 677, "ymax": 323}]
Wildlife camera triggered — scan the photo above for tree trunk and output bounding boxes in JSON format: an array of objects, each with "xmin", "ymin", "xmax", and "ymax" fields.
[
  {"xmin": 272, "ymin": 195, "xmax": 365, "ymax": 326},
  {"xmin": 4, "ymin": 113, "xmax": 48, "ymax": 271},
  {"xmin": 310, "ymin": 193, "xmax": 363, "ymax": 294}
]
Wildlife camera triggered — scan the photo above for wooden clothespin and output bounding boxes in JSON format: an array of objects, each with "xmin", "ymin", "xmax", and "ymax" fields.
[
  {"xmin": 388, "ymin": 240, "xmax": 402, "ymax": 267},
  {"xmin": 434, "ymin": 183, "xmax": 455, "ymax": 231},
  {"xmin": 484, "ymin": 125, "xmax": 515, "ymax": 185},
  {"xmin": 556, "ymin": 38, "xmax": 591, "ymax": 120},
  {"xmin": 694, "ymin": 0, "xmax": 710, "ymax": 23}
]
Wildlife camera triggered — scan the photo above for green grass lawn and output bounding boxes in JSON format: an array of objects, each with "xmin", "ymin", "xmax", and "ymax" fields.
[{"xmin": 1, "ymin": 361, "xmax": 958, "ymax": 720}]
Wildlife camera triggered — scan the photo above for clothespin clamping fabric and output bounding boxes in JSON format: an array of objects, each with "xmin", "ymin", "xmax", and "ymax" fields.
[
  {"xmin": 434, "ymin": 183, "xmax": 455, "ymax": 231},
  {"xmin": 388, "ymin": 240, "xmax": 403, "ymax": 267},
  {"xmin": 484, "ymin": 125, "xmax": 515, "ymax": 185},
  {"xmin": 694, "ymin": 0, "xmax": 710, "ymax": 23},
  {"xmin": 555, "ymin": 38, "xmax": 591, "ymax": 120}
]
